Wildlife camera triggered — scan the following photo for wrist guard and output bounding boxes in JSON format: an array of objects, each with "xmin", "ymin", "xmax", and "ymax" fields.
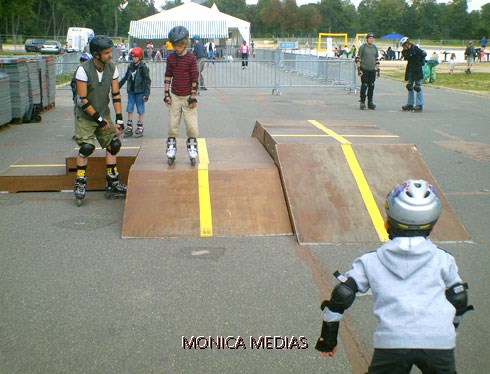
[
  {"xmin": 115, "ymin": 113, "xmax": 124, "ymax": 130},
  {"xmin": 187, "ymin": 98, "xmax": 197, "ymax": 105},
  {"xmin": 92, "ymin": 112, "xmax": 105, "ymax": 128},
  {"xmin": 315, "ymin": 321, "xmax": 339, "ymax": 353},
  {"xmin": 164, "ymin": 90, "xmax": 171, "ymax": 104}
]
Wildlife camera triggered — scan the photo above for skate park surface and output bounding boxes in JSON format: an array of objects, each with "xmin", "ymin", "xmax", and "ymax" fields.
[{"xmin": 1, "ymin": 77, "xmax": 489, "ymax": 373}]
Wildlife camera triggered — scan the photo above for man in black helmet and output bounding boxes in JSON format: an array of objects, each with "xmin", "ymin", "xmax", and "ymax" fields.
[
  {"xmin": 73, "ymin": 35, "xmax": 127, "ymax": 206},
  {"xmin": 355, "ymin": 32, "xmax": 380, "ymax": 110}
]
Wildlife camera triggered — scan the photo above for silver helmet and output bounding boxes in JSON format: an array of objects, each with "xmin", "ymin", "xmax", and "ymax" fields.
[
  {"xmin": 400, "ymin": 36, "xmax": 410, "ymax": 46},
  {"xmin": 385, "ymin": 179, "xmax": 441, "ymax": 231}
]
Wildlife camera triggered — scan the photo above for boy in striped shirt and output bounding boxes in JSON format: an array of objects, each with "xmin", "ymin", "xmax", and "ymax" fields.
[{"xmin": 163, "ymin": 26, "xmax": 199, "ymax": 166}]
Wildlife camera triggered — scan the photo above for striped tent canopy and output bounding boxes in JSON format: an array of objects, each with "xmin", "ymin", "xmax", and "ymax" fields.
[{"xmin": 129, "ymin": 3, "xmax": 230, "ymax": 40}]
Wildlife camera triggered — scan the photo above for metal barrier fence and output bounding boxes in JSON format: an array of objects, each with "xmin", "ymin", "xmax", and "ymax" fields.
[{"xmin": 56, "ymin": 49, "xmax": 358, "ymax": 95}]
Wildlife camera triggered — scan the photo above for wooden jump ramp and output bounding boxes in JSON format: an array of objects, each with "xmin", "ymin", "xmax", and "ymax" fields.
[
  {"xmin": 121, "ymin": 120, "xmax": 469, "ymax": 243},
  {"xmin": 0, "ymin": 120, "xmax": 469, "ymax": 243}
]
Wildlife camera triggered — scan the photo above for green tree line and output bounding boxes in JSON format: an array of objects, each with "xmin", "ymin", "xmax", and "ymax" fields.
[{"xmin": 1, "ymin": 0, "xmax": 489, "ymax": 48}]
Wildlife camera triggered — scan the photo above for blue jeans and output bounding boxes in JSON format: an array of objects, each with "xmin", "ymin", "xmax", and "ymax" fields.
[
  {"xmin": 126, "ymin": 92, "xmax": 145, "ymax": 115},
  {"xmin": 406, "ymin": 74, "xmax": 423, "ymax": 106}
]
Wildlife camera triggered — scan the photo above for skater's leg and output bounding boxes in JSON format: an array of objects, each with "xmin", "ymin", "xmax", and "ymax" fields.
[
  {"xmin": 367, "ymin": 71, "xmax": 376, "ymax": 109},
  {"xmin": 182, "ymin": 97, "xmax": 199, "ymax": 140},
  {"xmin": 135, "ymin": 94, "xmax": 145, "ymax": 137},
  {"xmin": 168, "ymin": 93, "xmax": 183, "ymax": 138},
  {"xmin": 414, "ymin": 80, "xmax": 423, "ymax": 109},
  {"xmin": 359, "ymin": 70, "xmax": 368, "ymax": 109},
  {"xmin": 105, "ymin": 149, "xmax": 127, "ymax": 198}
]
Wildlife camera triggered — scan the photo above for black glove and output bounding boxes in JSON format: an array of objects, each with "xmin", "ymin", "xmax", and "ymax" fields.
[
  {"xmin": 187, "ymin": 98, "xmax": 197, "ymax": 105},
  {"xmin": 315, "ymin": 321, "xmax": 339, "ymax": 353},
  {"xmin": 92, "ymin": 112, "xmax": 106, "ymax": 128}
]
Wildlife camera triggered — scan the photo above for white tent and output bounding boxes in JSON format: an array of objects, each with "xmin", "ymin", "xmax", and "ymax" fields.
[{"xmin": 128, "ymin": 3, "xmax": 250, "ymax": 45}]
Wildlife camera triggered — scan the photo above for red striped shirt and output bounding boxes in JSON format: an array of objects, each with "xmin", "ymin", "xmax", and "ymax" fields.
[{"xmin": 165, "ymin": 51, "xmax": 198, "ymax": 96}]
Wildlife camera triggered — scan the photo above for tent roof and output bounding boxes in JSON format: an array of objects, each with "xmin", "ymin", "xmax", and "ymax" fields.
[
  {"xmin": 129, "ymin": 2, "xmax": 250, "ymax": 41},
  {"xmin": 380, "ymin": 32, "xmax": 404, "ymax": 40}
]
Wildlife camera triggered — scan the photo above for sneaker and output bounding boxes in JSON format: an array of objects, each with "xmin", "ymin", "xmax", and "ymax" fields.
[
  {"xmin": 413, "ymin": 105, "xmax": 423, "ymax": 112},
  {"xmin": 360, "ymin": 102, "xmax": 366, "ymax": 110},
  {"xmin": 368, "ymin": 102, "xmax": 376, "ymax": 110},
  {"xmin": 402, "ymin": 104, "xmax": 414, "ymax": 111},
  {"xmin": 200, "ymin": 86, "xmax": 208, "ymax": 91}
]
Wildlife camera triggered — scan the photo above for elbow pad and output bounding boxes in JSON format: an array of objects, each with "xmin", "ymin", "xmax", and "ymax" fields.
[
  {"xmin": 321, "ymin": 271, "xmax": 358, "ymax": 314},
  {"xmin": 446, "ymin": 283, "xmax": 474, "ymax": 316}
]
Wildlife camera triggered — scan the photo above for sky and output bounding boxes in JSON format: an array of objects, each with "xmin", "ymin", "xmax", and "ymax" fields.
[{"xmin": 154, "ymin": 0, "xmax": 487, "ymax": 12}]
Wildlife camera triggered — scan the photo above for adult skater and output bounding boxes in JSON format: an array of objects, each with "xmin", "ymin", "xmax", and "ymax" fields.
[
  {"xmin": 73, "ymin": 35, "xmax": 126, "ymax": 206},
  {"xmin": 356, "ymin": 32, "xmax": 380, "ymax": 110}
]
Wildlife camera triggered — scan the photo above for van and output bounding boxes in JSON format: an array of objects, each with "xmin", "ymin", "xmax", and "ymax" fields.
[
  {"xmin": 25, "ymin": 38, "xmax": 46, "ymax": 52},
  {"xmin": 66, "ymin": 27, "xmax": 95, "ymax": 53}
]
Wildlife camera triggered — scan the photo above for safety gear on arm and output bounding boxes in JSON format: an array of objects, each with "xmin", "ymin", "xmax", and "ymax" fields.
[
  {"xmin": 315, "ymin": 321, "xmax": 339, "ymax": 353},
  {"xmin": 91, "ymin": 112, "xmax": 107, "ymax": 128},
  {"xmin": 115, "ymin": 113, "xmax": 124, "ymax": 130},
  {"xmin": 164, "ymin": 90, "xmax": 171, "ymax": 105},
  {"xmin": 324, "ymin": 271, "xmax": 358, "ymax": 314},
  {"xmin": 446, "ymin": 283, "xmax": 474, "ymax": 328}
]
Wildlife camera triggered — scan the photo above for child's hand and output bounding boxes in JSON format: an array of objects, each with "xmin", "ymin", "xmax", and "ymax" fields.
[
  {"xmin": 188, "ymin": 97, "xmax": 198, "ymax": 109},
  {"xmin": 143, "ymin": 96, "xmax": 148, "ymax": 103},
  {"xmin": 319, "ymin": 347, "xmax": 337, "ymax": 358}
]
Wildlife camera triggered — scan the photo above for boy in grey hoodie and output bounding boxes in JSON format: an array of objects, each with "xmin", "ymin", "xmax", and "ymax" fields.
[{"xmin": 315, "ymin": 179, "xmax": 473, "ymax": 373}]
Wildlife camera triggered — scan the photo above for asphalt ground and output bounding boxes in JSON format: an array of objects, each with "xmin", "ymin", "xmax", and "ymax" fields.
[{"xmin": 1, "ymin": 77, "xmax": 489, "ymax": 373}]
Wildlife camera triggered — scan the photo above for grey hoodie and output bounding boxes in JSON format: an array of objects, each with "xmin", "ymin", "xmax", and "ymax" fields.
[{"xmin": 329, "ymin": 237, "xmax": 462, "ymax": 349}]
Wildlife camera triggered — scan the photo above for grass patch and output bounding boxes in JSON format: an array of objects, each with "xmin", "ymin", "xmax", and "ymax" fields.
[{"xmin": 382, "ymin": 69, "xmax": 490, "ymax": 93}]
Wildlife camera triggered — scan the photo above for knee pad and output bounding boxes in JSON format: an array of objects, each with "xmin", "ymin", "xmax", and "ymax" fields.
[
  {"xmin": 107, "ymin": 137, "xmax": 121, "ymax": 155},
  {"xmin": 406, "ymin": 83, "xmax": 413, "ymax": 91},
  {"xmin": 414, "ymin": 84, "xmax": 421, "ymax": 92},
  {"xmin": 79, "ymin": 143, "xmax": 95, "ymax": 158}
]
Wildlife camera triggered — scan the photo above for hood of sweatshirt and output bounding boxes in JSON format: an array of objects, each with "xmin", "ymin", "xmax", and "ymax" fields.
[{"xmin": 376, "ymin": 237, "xmax": 436, "ymax": 279}]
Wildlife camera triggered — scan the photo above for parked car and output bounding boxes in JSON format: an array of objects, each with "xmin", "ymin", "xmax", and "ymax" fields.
[
  {"xmin": 25, "ymin": 38, "xmax": 46, "ymax": 52},
  {"xmin": 39, "ymin": 40, "xmax": 64, "ymax": 54}
]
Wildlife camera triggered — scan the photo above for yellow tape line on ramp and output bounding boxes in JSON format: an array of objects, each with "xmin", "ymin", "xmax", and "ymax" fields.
[
  {"xmin": 308, "ymin": 120, "xmax": 389, "ymax": 242},
  {"xmin": 197, "ymin": 138, "xmax": 213, "ymax": 237}
]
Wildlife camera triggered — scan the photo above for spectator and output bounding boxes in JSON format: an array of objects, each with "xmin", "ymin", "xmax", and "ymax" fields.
[
  {"xmin": 239, "ymin": 40, "xmax": 250, "ymax": 69},
  {"xmin": 146, "ymin": 41, "xmax": 154, "ymax": 61},
  {"xmin": 192, "ymin": 35, "xmax": 207, "ymax": 90},
  {"xmin": 448, "ymin": 53, "xmax": 456, "ymax": 75},
  {"xmin": 464, "ymin": 41, "xmax": 475, "ymax": 74}
]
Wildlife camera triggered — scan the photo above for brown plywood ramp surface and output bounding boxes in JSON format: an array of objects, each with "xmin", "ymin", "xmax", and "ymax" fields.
[
  {"xmin": 0, "ymin": 148, "xmax": 137, "ymax": 192},
  {"xmin": 254, "ymin": 119, "xmax": 469, "ymax": 244},
  {"xmin": 121, "ymin": 138, "xmax": 292, "ymax": 238}
]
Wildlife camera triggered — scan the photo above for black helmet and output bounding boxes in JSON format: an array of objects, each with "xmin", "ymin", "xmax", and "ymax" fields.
[
  {"xmin": 89, "ymin": 35, "xmax": 114, "ymax": 55},
  {"xmin": 168, "ymin": 26, "xmax": 189, "ymax": 44},
  {"xmin": 366, "ymin": 32, "xmax": 375, "ymax": 38}
]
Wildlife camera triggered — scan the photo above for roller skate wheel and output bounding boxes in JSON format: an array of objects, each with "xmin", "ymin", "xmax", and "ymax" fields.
[{"xmin": 190, "ymin": 158, "xmax": 196, "ymax": 166}]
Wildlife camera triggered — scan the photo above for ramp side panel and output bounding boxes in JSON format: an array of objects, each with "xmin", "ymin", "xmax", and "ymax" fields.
[
  {"xmin": 210, "ymin": 168, "xmax": 292, "ymax": 237},
  {"xmin": 354, "ymin": 144, "xmax": 469, "ymax": 242},
  {"xmin": 276, "ymin": 143, "xmax": 379, "ymax": 244},
  {"xmin": 122, "ymin": 169, "xmax": 200, "ymax": 238}
]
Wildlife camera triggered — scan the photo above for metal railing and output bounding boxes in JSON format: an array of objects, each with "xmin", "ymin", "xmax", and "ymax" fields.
[{"xmin": 56, "ymin": 49, "xmax": 358, "ymax": 95}]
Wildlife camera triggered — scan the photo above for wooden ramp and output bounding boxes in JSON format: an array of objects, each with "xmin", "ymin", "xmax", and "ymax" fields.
[
  {"xmin": 0, "ymin": 147, "xmax": 138, "ymax": 192},
  {"xmin": 121, "ymin": 138, "xmax": 292, "ymax": 238},
  {"xmin": 253, "ymin": 120, "xmax": 470, "ymax": 244}
]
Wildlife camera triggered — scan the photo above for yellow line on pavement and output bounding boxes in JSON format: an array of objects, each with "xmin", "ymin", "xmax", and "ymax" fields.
[
  {"xmin": 308, "ymin": 120, "xmax": 389, "ymax": 242},
  {"xmin": 197, "ymin": 138, "xmax": 213, "ymax": 237},
  {"xmin": 273, "ymin": 134, "xmax": 399, "ymax": 138},
  {"xmin": 11, "ymin": 164, "xmax": 65, "ymax": 168}
]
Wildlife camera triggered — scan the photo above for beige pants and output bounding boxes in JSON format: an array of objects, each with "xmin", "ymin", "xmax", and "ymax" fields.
[{"xmin": 167, "ymin": 93, "xmax": 199, "ymax": 138}]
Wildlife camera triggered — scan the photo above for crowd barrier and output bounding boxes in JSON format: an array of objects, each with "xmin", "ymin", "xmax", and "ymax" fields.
[{"xmin": 56, "ymin": 49, "xmax": 358, "ymax": 96}]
